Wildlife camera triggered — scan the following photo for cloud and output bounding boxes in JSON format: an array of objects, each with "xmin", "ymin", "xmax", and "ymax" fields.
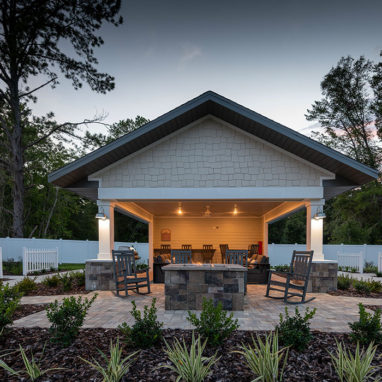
[{"xmin": 179, "ymin": 43, "xmax": 202, "ymax": 66}]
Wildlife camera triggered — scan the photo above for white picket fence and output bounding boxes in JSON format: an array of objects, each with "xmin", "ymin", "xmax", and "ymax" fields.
[
  {"xmin": 22, "ymin": 247, "xmax": 58, "ymax": 276},
  {"xmin": 337, "ymin": 252, "xmax": 364, "ymax": 273},
  {"xmin": 0, "ymin": 247, "xmax": 3, "ymax": 278}
]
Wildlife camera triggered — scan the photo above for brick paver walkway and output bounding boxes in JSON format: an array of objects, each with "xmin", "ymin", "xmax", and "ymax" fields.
[{"xmin": 13, "ymin": 284, "xmax": 382, "ymax": 332}]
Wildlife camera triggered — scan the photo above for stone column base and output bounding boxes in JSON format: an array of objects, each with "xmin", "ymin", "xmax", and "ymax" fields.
[
  {"xmin": 85, "ymin": 259, "xmax": 115, "ymax": 291},
  {"xmin": 307, "ymin": 260, "xmax": 338, "ymax": 293}
]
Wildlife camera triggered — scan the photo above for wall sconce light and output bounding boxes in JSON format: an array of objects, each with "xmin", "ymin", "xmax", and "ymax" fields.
[
  {"xmin": 177, "ymin": 202, "xmax": 183, "ymax": 215},
  {"xmin": 95, "ymin": 208, "xmax": 106, "ymax": 220},
  {"xmin": 233, "ymin": 204, "xmax": 238, "ymax": 215},
  {"xmin": 313, "ymin": 208, "xmax": 326, "ymax": 220}
]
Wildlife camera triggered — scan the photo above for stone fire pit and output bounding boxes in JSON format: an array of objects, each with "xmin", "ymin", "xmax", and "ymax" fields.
[{"xmin": 163, "ymin": 263, "xmax": 246, "ymax": 311}]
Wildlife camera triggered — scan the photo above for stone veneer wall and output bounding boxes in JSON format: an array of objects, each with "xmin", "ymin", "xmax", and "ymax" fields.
[
  {"xmin": 164, "ymin": 264, "xmax": 246, "ymax": 311},
  {"xmin": 85, "ymin": 260, "xmax": 115, "ymax": 291},
  {"xmin": 307, "ymin": 261, "xmax": 338, "ymax": 293}
]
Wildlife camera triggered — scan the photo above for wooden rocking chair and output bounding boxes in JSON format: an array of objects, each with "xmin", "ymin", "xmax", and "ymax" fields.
[
  {"xmin": 265, "ymin": 250, "xmax": 314, "ymax": 304},
  {"xmin": 112, "ymin": 250, "xmax": 150, "ymax": 296}
]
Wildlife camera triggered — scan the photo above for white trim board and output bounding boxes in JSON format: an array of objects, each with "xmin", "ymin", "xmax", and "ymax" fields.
[{"xmin": 99, "ymin": 186, "xmax": 324, "ymax": 200}]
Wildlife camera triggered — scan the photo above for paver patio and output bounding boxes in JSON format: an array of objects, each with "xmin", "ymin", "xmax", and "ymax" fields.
[{"xmin": 13, "ymin": 284, "xmax": 381, "ymax": 332}]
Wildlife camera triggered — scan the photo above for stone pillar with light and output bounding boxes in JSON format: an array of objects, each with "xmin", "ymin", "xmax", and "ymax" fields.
[
  {"xmin": 305, "ymin": 199, "xmax": 325, "ymax": 261},
  {"xmin": 96, "ymin": 200, "xmax": 115, "ymax": 260}
]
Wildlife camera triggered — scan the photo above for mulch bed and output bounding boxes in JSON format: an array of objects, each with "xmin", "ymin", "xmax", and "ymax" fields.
[
  {"xmin": 0, "ymin": 329, "xmax": 381, "ymax": 381},
  {"xmin": 12, "ymin": 304, "xmax": 48, "ymax": 321},
  {"xmin": 24, "ymin": 283, "xmax": 89, "ymax": 296},
  {"xmin": 328, "ymin": 289, "xmax": 382, "ymax": 298}
]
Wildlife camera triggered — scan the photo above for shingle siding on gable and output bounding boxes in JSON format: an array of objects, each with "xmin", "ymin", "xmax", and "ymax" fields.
[{"xmin": 97, "ymin": 118, "xmax": 331, "ymax": 188}]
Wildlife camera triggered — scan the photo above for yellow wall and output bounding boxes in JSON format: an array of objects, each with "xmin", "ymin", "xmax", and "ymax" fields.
[{"xmin": 153, "ymin": 216, "xmax": 263, "ymax": 263}]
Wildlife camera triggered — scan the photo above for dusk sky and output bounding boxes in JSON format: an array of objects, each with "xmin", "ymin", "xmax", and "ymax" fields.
[{"xmin": 31, "ymin": 0, "xmax": 382, "ymax": 135}]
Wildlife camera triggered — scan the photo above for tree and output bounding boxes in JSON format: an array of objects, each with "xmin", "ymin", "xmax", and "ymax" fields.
[
  {"xmin": 0, "ymin": 0, "xmax": 123, "ymax": 237},
  {"xmin": 306, "ymin": 55, "xmax": 382, "ymax": 244},
  {"xmin": 81, "ymin": 116, "xmax": 150, "ymax": 153},
  {"xmin": 306, "ymin": 56, "xmax": 381, "ymax": 169}
]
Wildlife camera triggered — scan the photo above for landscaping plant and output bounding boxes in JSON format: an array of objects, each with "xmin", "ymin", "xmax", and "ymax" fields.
[
  {"xmin": 161, "ymin": 332, "xmax": 219, "ymax": 382},
  {"xmin": 59, "ymin": 272, "xmax": 73, "ymax": 292},
  {"xmin": 349, "ymin": 303, "xmax": 382, "ymax": 345},
  {"xmin": 43, "ymin": 274, "xmax": 60, "ymax": 288},
  {"xmin": 118, "ymin": 298, "xmax": 163, "ymax": 348},
  {"xmin": 272, "ymin": 264, "xmax": 290, "ymax": 273},
  {"xmin": 329, "ymin": 341, "xmax": 380, "ymax": 382},
  {"xmin": 337, "ymin": 274, "xmax": 353, "ymax": 290},
  {"xmin": 14, "ymin": 277, "xmax": 37, "ymax": 295},
  {"xmin": 235, "ymin": 331, "xmax": 288, "ymax": 382},
  {"xmin": 363, "ymin": 262, "xmax": 378, "ymax": 274},
  {"xmin": 71, "ymin": 271, "xmax": 86, "ymax": 287},
  {"xmin": 275, "ymin": 306, "xmax": 316, "ymax": 351},
  {"xmin": 0, "ymin": 345, "xmax": 63, "ymax": 381},
  {"xmin": 0, "ymin": 283, "xmax": 22, "ymax": 336},
  {"xmin": 46, "ymin": 294, "xmax": 97, "ymax": 346},
  {"xmin": 187, "ymin": 297, "xmax": 239, "ymax": 347},
  {"xmin": 354, "ymin": 280, "xmax": 372, "ymax": 295},
  {"xmin": 80, "ymin": 338, "xmax": 138, "ymax": 382}
]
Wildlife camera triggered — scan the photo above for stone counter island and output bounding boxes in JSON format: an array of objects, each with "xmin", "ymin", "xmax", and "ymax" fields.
[{"xmin": 163, "ymin": 263, "xmax": 247, "ymax": 311}]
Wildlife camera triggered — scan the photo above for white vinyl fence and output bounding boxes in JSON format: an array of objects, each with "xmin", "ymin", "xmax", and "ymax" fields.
[
  {"xmin": 23, "ymin": 247, "xmax": 58, "ymax": 275},
  {"xmin": 0, "ymin": 247, "xmax": 3, "ymax": 278},
  {"xmin": 267, "ymin": 243, "xmax": 382, "ymax": 270},
  {"xmin": 1, "ymin": 238, "xmax": 382, "ymax": 271},
  {"xmin": 337, "ymin": 252, "xmax": 364, "ymax": 273},
  {"xmin": 0, "ymin": 237, "xmax": 149, "ymax": 264}
]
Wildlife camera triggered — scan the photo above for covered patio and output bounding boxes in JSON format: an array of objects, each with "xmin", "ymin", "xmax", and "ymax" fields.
[{"xmin": 48, "ymin": 91, "xmax": 378, "ymax": 298}]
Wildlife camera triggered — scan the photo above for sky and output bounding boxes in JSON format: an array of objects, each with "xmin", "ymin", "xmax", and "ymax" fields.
[{"xmin": 30, "ymin": 0, "xmax": 382, "ymax": 135}]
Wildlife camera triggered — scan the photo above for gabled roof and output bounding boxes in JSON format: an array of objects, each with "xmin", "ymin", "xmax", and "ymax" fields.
[{"xmin": 48, "ymin": 91, "xmax": 379, "ymax": 196}]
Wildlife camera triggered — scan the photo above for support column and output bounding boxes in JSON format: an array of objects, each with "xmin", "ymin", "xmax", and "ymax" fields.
[
  {"xmin": 262, "ymin": 218, "xmax": 268, "ymax": 256},
  {"xmin": 306, "ymin": 199, "xmax": 325, "ymax": 260},
  {"xmin": 148, "ymin": 220, "xmax": 154, "ymax": 280},
  {"xmin": 97, "ymin": 201, "xmax": 114, "ymax": 260}
]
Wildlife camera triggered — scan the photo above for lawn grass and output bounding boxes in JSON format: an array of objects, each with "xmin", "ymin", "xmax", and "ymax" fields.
[{"xmin": 58, "ymin": 263, "xmax": 85, "ymax": 271}]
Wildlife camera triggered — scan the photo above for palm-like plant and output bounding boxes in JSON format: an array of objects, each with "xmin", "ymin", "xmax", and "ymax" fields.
[
  {"xmin": 80, "ymin": 338, "xmax": 138, "ymax": 382},
  {"xmin": 161, "ymin": 333, "xmax": 219, "ymax": 382},
  {"xmin": 234, "ymin": 331, "xmax": 288, "ymax": 382},
  {"xmin": 0, "ymin": 345, "xmax": 63, "ymax": 381},
  {"xmin": 330, "ymin": 341, "xmax": 380, "ymax": 382}
]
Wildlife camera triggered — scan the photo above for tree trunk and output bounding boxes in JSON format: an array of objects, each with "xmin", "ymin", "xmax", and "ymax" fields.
[{"xmin": 9, "ymin": 75, "xmax": 24, "ymax": 237}]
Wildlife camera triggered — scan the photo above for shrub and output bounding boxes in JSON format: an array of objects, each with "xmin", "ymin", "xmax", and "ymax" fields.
[
  {"xmin": 0, "ymin": 345, "xmax": 63, "ymax": 381},
  {"xmin": 349, "ymin": 303, "xmax": 382, "ymax": 345},
  {"xmin": 43, "ymin": 274, "xmax": 60, "ymax": 288},
  {"xmin": 368, "ymin": 279, "xmax": 382, "ymax": 293},
  {"xmin": 2, "ymin": 261, "xmax": 22, "ymax": 275},
  {"xmin": 272, "ymin": 264, "xmax": 290, "ymax": 273},
  {"xmin": 235, "ymin": 332, "xmax": 288, "ymax": 382},
  {"xmin": 364, "ymin": 262, "xmax": 378, "ymax": 274},
  {"xmin": 161, "ymin": 333, "xmax": 219, "ymax": 382},
  {"xmin": 118, "ymin": 298, "xmax": 163, "ymax": 349},
  {"xmin": 187, "ymin": 298, "xmax": 239, "ymax": 347},
  {"xmin": 14, "ymin": 277, "xmax": 37, "ymax": 295},
  {"xmin": 376, "ymin": 271, "xmax": 382, "ymax": 278},
  {"xmin": 70, "ymin": 271, "xmax": 85, "ymax": 287},
  {"xmin": 59, "ymin": 273, "xmax": 73, "ymax": 292},
  {"xmin": 330, "ymin": 341, "xmax": 380, "ymax": 382},
  {"xmin": 0, "ymin": 283, "xmax": 22, "ymax": 335},
  {"xmin": 354, "ymin": 280, "xmax": 372, "ymax": 295},
  {"xmin": 275, "ymin": 306, "xmax": 316, "ymax": 351},
  {"xmin": 337, "ymin": 274, "xmax": 353, "ymax": 290},
  {"xmin": 80, "ymin": 338, "xmax": 138, "ymax": 382},
  {"xmin": 46, "ymin": 294, "xmax": 97, "ymax": 346}
]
